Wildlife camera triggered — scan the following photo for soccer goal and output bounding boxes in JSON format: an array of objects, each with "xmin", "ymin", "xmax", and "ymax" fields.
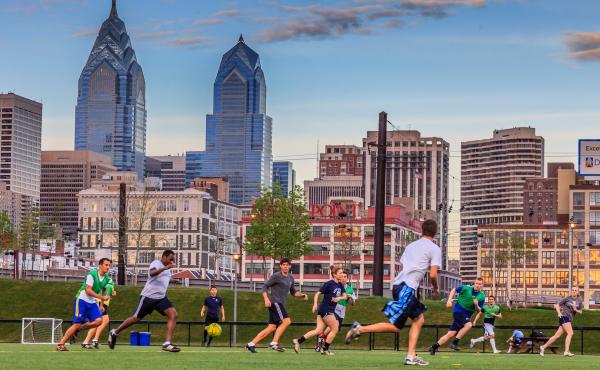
[{"xmin": 21, "ymin": 318, "xmax": 63, "ymax": 344}]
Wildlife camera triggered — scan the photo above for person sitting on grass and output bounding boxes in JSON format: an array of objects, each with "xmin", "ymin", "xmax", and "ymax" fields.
[{"xmin": 507, "ymin": 329, "xmax": 524, "ymax": 353}]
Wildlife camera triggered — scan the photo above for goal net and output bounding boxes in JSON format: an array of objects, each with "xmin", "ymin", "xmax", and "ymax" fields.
[{"xmin": 21, "ymin": 318, "xmax": 63, "ymax": 344}]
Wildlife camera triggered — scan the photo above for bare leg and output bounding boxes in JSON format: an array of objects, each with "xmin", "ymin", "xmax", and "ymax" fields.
[
  {"xmin": 542, "ymin": 326, "xmax": 564, "ymax": 349},
  {"xmin": 301, "ymin": 316, "xmax": 326, "ymax": 340},
  {"xmin": 94, "ymin": 315, "xmax": 110, "ymax": 341},
  {"xmin": 250, "ymin": 324, "xmax": 276, "ymax": 345},
  {"xmin": 84, "ymin": 327, "xmax": 96, "ymax": 344},
  {"xmin": 358, "ymin": 322, "xmax": 401, "ymax": 334},
  {"xmin": 114, "ymin": 316, "xmax": 141, "ymax": 335},
  {"xmin": 455, "ymin": 322, "xmax": 473, "ymax": 340},
  {"xmin": 407, "ymin": 314, "xmax": 425, "ymax": 357},
  {"xmin": 164, "ymin": 307, "xmax": 178, "ymax": 342},
  {"xmin": 272, "ymin": 318, "xmax": 291, "ymax": 344},
  {"xmin": 324, "ymin": 316, "xmax": 339, "ymax": 344},
  {"xmin": 58, "ymin": 323, "xmax": 82, "ymax": 346},
  {"xmin": 563, "ymin": 323, "xmax": 574, "ymax": 353},
  {"xmin": 436, "ymin": 330, "xmax": 458, "ymax": 346}
]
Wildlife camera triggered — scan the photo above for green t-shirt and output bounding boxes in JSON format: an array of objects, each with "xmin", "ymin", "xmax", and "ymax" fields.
[
  {"xmin": 483, "ymin": 304, "xmax": 500, "ymax": 319},
  {"xmin": 76, "ymin": 268, "xmax": 110, "ymax": 301},
  {"xmin": 337, "ymin": 284, "xmax": 355, "ymax": 307},
  {"xmin": 456, "ymin": 285, "xmax": 486, "ymax": 312}
]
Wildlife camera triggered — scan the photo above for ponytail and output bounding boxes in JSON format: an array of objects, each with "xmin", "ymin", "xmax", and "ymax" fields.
[{"xmin": 330, "ymin": 265, "xmax": 342, "ymax": 277}]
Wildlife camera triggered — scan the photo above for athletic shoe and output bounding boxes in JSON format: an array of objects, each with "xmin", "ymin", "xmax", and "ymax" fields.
[
  {"xmin": 539, "ymin": 346, "xmax": 545, "ymax": 356},
  {"xmin": 92, "ymin": 340, "xmax": 99, "ymax": 349},
  {"xmin": 345, "ymin": 322, "xmax": 361, "ymax": 344},
  {"xmin": 245, "ymin": 344, "xmax": 257, "ymax": 353},
  {"xmin": 107, "ymin": 329, "xmax": 117, "ymax": 350},
  {"xmin": 56, "ymin": 344, "xmax": 68, "ymax": 352},
  {"xmin": 404, "ymin": 356, "xmax": 429, "ymax": 366},
  {"xmin": 450, "ymin": 342, "xmax": 460, "ymax": 351},
  {"xmin": 427, "ymin": 345, "xmax": 438, "ymax": 356},
  {"xmin": 469, "ymin": 339, "xmax": 475, "ymax": 349},
  {"xmin": 206, "ymin": 342, "xmax": 211, "ymax": 348},
  {"xmin": 564, "ymin": 351, "xmax": 575, "ymax": 357},
  {"xmin": 315, "ymin": 336, "xmax": 324, "ymax": 352},
  {"xmin": 162, "ymin": 343, "xmax": 181, "ymax": 352},
  {"xmin": 493, "ymin": 350, "xmax": 502, "ymax": 354},
  {"xmin": 321, "ymin": 349, "xmax": 334, "ymax": 356},
  {"xmin": 292, "ymin": 339, "xmax": 301, "ymax": 353},
  {"xmin": 81, "ymin": 343, "xmax": 92, "ymax": 349},
  {"xmin": 270, "ymin": 343, "xmax": 286, "ymax": 352}
]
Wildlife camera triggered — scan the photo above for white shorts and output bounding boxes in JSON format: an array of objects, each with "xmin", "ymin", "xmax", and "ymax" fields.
[{"xmin": 483, "ymin": 323, "xmax": 495, "ymax": 337}]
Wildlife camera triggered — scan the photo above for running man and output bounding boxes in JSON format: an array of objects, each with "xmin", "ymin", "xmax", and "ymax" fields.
[
  {"xmin": 201, "ymin": 286, "xmax": 225, "ymax": 347},
  {"xmin": 82, "ymin": 275, "xmax": 117, "ymax": 349},
  {"xmin": 469, "ymin": 295, "xmax": 502, "ymax": 354},
  {"xmin": 315, "ymin": 270, "xmax": 355, "ymax": 352},
  {"xmin": 56, "ymin": 258, "xmax": 112, "ymax": 351},
  {"xmin": 245, "ymin": 258, "xmax": 308, "ymax": 353},
  {"xmin": 428, "ymin": 277, "xmax": 485, "ymax": 355},
  {"xmin": 345, "ymin": 219, "xmax": 441, "ymax": 366},
  {"xmin": 108, "ymin": 250, "xmax": 180, "ymax": 352},
  {"xmin": 293, "ymin": 265, "xmax": 347, "ymax": 355},
  {"xmin": 539, "ymin": 286, "xmax": 583, "ymax": 357}
]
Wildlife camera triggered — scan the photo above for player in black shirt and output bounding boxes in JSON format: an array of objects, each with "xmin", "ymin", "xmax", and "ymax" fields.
[{"xmin": 201, "ymin": 286, "xmax": 225, "ymax": 347}]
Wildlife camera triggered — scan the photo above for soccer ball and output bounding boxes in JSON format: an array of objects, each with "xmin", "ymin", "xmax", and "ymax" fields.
[{"xmin": 207, "ymin": 323, "xmax": 222, "ymax": 337}]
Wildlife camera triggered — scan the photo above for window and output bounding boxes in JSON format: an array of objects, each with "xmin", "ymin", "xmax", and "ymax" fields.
[
  {"xmin": 138, "ymin": 252, "xmax": 154, "ymax": 264},
  {"xmin": 103, "ymin": 200, "xmax": 117, "ymax": 212},
  {"xmin": 156, "ymin": 217, "xmax": 177, "ymax": 230},
  {"xmin": 303, "ymin": 263, "xmax": 329, "ymax": 275},
  {"xmin": 557, "ymin": 251, "xmax": 569, "ymax": 265},
  {"xmin": 590, "ymin": 270, "xmax": 600, "ymax": 285},
  {"xmin": 591, "ymin": 192, "xmax": 600, "ymax": 206},
  {"xmin": 481, "ymin": 270, "xmax": 493, "ymax": 285},
  {"xmin": 525, "ymin": 271, "xmax": 538, "ymax": 286},
  {"xmin": 573, "ymin": 192, "xmax": 585, "ymax": 206},
  {"xmin": 312, "ymin": 226, "xmax": 331, "ymax": 238},
  {"xmin": 591, "ymin": 231, "xmax": 600, "ymax": 245},
  {"xmin": 511, "ymin": 271, "xmax": 523, "ymax": 285},
  {"xmin": 157, "ymin": 200, "xmax": 176, "ymax": 212},
  {"xmin": 590, "ymin": 250, "xmax": 600, "ymax": 266},
  {"xmin": 183, "ymin": 200, "xmax": 190, "ymax": 212},
  {"xmin": 556, "ymin": 271, "xmax": 569, "ymax": 285},
  {"xmin": 591, "ymin": 211, "xmax": 600, "ymax": 226},
  {"xmin": 542, "ymin": 251, "xmax": 554, "ymax": 265},
  {"xmin": 103, "ymin": 218, "xmax": 117, "ymax": 230},
  {"xmin": 572, "ymin": 211, "xmax": 585, "ymax": 225},
  {"xmin": 542, "ymin": 271, "xmax": 553, "ymax": 285}
]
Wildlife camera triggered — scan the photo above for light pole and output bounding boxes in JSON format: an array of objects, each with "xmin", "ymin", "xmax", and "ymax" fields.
[
  {"xmin": 568, "ymin": 218, "xmax": 575, "ymax": 292},
  {"xmin": 230, "ymin": 252, "xmax": 240, "ymax": 346}
]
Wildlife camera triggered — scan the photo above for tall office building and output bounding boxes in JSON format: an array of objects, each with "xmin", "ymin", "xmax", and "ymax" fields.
[
  {"xmin": 363, "ymin": 130, "xmax": 450, "ymax": 268},
  {"xmin": 74, "ymin": 0, "xmax": 147, "ymax": 179},
  {"xmin": 187, "ymin": 35, "xmax": 272, "ymax": 205},
  {"xmin": 461, "ymin": 127, "xmax": 544, "ymax": 283},
  {"xmin": 319, "ymin": 145, "xmax": 362, "ymax": 177},
  {"xmin": 272, "ymin": 161, "xmax": 295, "ymax": 197},
  {"xmin": 145, "ymin": 155, "xmax": 186, "ymax": 191},
  {"xmin": 41, "ymin": 151, "xmax": 116, "ymax": 236},
  {"xmin": 0, "ymin": 93, "xmax": 42, "ymax": 222}
]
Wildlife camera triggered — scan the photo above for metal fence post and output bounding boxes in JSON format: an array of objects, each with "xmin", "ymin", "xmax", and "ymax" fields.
[
  {"xmin": 369, "ymin": 333, "xmax": 373, "ymax": 350},
  {"xmin": 581, "ymin": 329, "xmax": 584, "ymax": 355},
  {"xmin": 188, "ymin": 322, "xmax": 191, "ymax": 347},
  {"xmin": 229, "ymin": 324, "xmax": 233, "ymax": 348}
]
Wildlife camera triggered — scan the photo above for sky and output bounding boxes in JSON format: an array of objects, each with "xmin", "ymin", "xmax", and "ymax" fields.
[{"xmin": 2, "ymin": 0, "xmax": 600, "ymax": 258}]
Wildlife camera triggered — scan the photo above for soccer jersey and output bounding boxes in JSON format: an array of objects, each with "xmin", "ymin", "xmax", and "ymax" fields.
[
  {"xmin": 96, "ymin": 278, "xmax": 115, "ymax": 306},
  {"xmin": 204, "ymin": 296, "xmax": 223, "ymax": 318},
  {"xmin": 261, "ymin": 272, "xmax": 296, "ymax": 305},
  {"xmin": 76, "ymin": 268, "xmax": 110, "ymax": 304},
  {"xmin": 453, "ymin": 285, "xmax": 485, "ymax": 315},
  {"xmin": 318, "ymin": 280, "xmax": 344, "ymax": 313},
  {"xmin": 140, "ymin": 260, "xmax": 171, "ymax": 299},
  {"xmin": 483, "ymin": 304, "xmax": 500, "ymax": 324},
  {"xmin": 393, "ymin": 238, "xmax": 442, "ymax": 290},
  {"xmin": 334, "ymin": 283, "xmax": 355, "ymax": 319}
]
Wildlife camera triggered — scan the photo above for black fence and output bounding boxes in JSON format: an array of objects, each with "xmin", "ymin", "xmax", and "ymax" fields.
[{"xmin": 3, "ymin": 319, "xmax": 600, "ymax": 355}]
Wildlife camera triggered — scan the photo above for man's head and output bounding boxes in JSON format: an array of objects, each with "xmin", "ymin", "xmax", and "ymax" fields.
[
  {"xmin": 210, "ymin": 286, "xmax": 217, "ymax": 297},
  {"xmin": 280, "ymin": 258, "xmax": 291, "ymax": 274},
  {"xmin": 98, "ymin": 258, "xmax": 111, "ymax": 274},
  {"xmin": 473, "ymin": 277, "xmax": 484, "ymax": 292},
  {"xmin": 488, "ymin": 295, "xmax": 495, "ymax": 305},
  {"xmin": 161, "ymin": 250, "xmax": 175, "ymax": 265},
  {"xmin": 330, "ymin": 265, "xmax": 343, "ymax": 280},
  {"xmin": 571, "ymin": 286, "xmax": 580, "ymax": 298},
  {"xmin": 422, "ymin": 220, "xmax": 437, "ymax": 238},
  {"xmin": 341, "ymin": 270, "xmax": 349, "ymax": 285}
]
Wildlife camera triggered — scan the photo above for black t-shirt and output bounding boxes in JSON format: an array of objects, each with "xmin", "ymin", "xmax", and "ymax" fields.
[
  {"xmin": 318, "ymin": 280, "xmax": 344, "ymax": 313},
  {"xmin": 204, "ymin": 296, "xmax": 223, "ymax": 318}
]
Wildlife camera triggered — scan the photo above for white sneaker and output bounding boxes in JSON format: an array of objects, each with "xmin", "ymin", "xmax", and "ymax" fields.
[
  {"xmin": 564, "ymin": 351, "xmax": 575, "ymax": 357},
  {"xmin": 292, "ymin": 339, "xmax": 300, "ymax": 354},
  {"xmin": 539, "ymin": 346, "xmax": 545, "ymax": 356},
  {"xmin": 469, "ymin": 339, "xmax": 475, "ymax": 349},
  {"xmin": 404, "ymin": 356, "xmax": 429, "ymax": 366},
  {"xmin": 493, "ymin": 350, "xmax": 502, "ymax": 354}
]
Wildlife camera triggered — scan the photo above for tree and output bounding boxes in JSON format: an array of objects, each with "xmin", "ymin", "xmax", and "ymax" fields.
[
  {"xmin": 17, "ymin": 207, "xmax": 41, "ymax": 279},
  {"xmin": 494, "ymin": 231, "xmax": 535, "ymax": 305},
  {"xmin": 490, "ymin": 231, "xmax": 510, "ymax": 299},
  {"xmin": 0, "ymin": 210, "xmax": 15, "ymax": 251},
  {"xmin": 244, "ymin": 184, "xmax": 312, "ymax": 279}
]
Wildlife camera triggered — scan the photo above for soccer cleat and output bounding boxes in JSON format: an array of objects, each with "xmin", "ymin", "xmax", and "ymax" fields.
[
  {"xmin": 292, "ymin": 339, "xmax": 301, "ymax": 354},
  {"xmin": 92, "ymin": 340, "xmax": 99, "ymax": 349},
  {"xmin": 427, "ymin": 345, "xmax": 438, "ymax": 356},
  {"xmin": 108, "ymin": 329, "xmax": 117, "ymax": 350},
  {"xmin": 469, "ymin": 339, "xmax": 475, "ymax": 349},
  {"xmin": 539, "ymin": 346, "xmax": 545, "ymax": 356},
  {"xmin": 345, "ymin": 322, "xmax": 361, "ymax": 344},
  {"xmin": 269, "ymin": 343, "xmax": 286, "ymax": 352},
  {"xmin": 315, "ymin": 336, "xmax": 324, "ymax": 352},
  {"xmin": 56, "ymin": 344, "xmax": 68, "ymax": 352},
  {"xmin": 245, "ymin": 344, "xmax": 257, "ymax": 353},
  {"xmin": 493, "ymin": 350, "xmax": 502, "ymax": 354},
  {"xmin": 564, "ymin": 351, "xmax": 575, "ymax": 357},
  {"xmin": 320, "ymin": 349, "xmax": 334, "ymax": 356},
  {"xmin": 81, "ymin": 343, "xmax": 92, "ymax": 349},
  {"xmin": 162, "ymin": 343, "xmax": 181, "ymax": 352},
  {"xmin": 404, "ymin": 356, "xmax": 429, "ymax": 366},
  {"xmin": 450, "ymin": 342, "xmax": 460, "ymax": 351}
]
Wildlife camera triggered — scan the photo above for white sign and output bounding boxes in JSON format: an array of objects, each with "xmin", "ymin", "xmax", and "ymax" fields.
[{"xmin": 579, "ymin": 140, "xmax": 600, "ymax": 177}]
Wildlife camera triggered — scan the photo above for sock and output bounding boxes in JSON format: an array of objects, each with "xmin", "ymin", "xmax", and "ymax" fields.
[
  {"xmin": 432, "ymin": 342, "xmax": 440, "ymax": 349},
  {"xmin": 490, "ymin": 339, "xmax": 497, "ymax": 351},
  {"xmin": 406, "ymin": 354, "xmax": 414, "ymax": 360},
  {"xmin": 247, "ymin": 342, "xmax": 255, "ymax": 347},
  {"xmin": 203, "ymin": 330, "xmax": 208, "ymax": 342},
  {"xmin": 297, "ymin": 336, "xmax": 306, "ymax": 344},
  {"xmin": 473, "ymin": 337, "xmax": 485, "ymax": 343},
  {"xmin": 452, "ymin": 338, "xmax": 460, "ymax": 345},
  {"xmin": 269, "ymin": 341, "xmax": 277, "ymax": 347},
  {"xmin": 163, "ymin": 341, "xmax": 171, "ymax": 346},
  {"xmin": 320, "ymin": 333, "xmax": 327, "ymax": 339},
  {"xmin": 208, "ymin": 337, "xmax": 213, "ymax": 345},
  {"xmin": 323, "ymin": 342, "xmax": 330, "ymax": 351}
]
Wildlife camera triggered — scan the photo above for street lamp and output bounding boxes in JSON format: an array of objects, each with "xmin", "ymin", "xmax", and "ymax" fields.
[
  {"xmin": 569, "ymin": 217, "xmax": 576, "ymax": 291},
  {"xmin": 229, "ymin": 252, "xmax": 241, "ymax": 346}
]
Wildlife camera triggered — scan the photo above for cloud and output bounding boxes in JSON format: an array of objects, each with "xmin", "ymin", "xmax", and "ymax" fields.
[
  {"xmin": 400, "ymin": 0, "xmax": 485, "ymax": 9},
  {"xmin": 563, "ymin": 32, "xmax": 600, "ymax": 61},
  {"xmin": 69, "ymin": 27, "xmax": 98, "ymax": 39},
  {"xmin": 383, "ymin": 19, "xmax": 403, "ymax": 28},
  {"xmin": 215, "ymin": 9, "xmax": 241, "ymax": 17},
  {"xmin": 193, "ymin": 18, "xmax": 224, "ymax": 26},
  {"xmin": 163, "ymin": 37, "xmax": 209, "ymax": 46},
  {"xmin": 368, "ymin": 10, "xmax": 406, "ymax": 20}
]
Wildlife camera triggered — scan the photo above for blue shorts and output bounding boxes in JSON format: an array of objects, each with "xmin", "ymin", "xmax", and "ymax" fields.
[
  {"xmin": 450, "ymin": 311, "xmax": 472, "ymax": 331},
  {"xmin": 72, "ymin": 298, "xmax": 103, "ymax": 324},
  {"xmin": 383, "ymin": 283, "xmax": 427, "ymax": 330},
  {"xmin": 559, "ymin": 316, "xmax": 572, "ymax": 325},
  {"xmin": 268, "ymin": 302, "xmax": 288, "ymax": 326}
]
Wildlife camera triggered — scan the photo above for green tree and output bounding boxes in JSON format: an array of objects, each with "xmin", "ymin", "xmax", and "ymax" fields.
[
  {"xmin": 244, "ymin": 185, "xmax": 312, "ymax": 278},
  {"xmin": 0, "ymin": 210, "xmax": 15, "ymax": 251}
]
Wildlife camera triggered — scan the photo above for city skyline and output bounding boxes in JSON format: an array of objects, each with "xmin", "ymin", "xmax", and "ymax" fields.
[{"xmin": 2, "ymin": 0, "xmax": 600, "ymax": 257}]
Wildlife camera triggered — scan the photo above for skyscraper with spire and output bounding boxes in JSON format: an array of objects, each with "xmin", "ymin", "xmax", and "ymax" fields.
[
  {"xmin": 74, "ymin": 0, "xmax": 146, "ymax": 179},
  {"xmin": 186, "ymin": 35, "xmax": 273, "ymax": 205}
]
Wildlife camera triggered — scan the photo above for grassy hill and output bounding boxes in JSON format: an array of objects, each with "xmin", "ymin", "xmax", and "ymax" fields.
[{"xmin": 2, "ymin": 279, "xmax": 600, "ymax": 353}]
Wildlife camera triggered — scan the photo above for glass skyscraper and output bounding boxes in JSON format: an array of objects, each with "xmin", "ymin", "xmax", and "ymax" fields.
[
  {"xmin": 272, "ymin": 161, "xmax": 295, "ymax": 198},
  {"xmin": 187, "ymin": 35, "xmax": 272, "ymax": 205},
  {"xmin": 74, "ymin": 0, "xmax": 146, "ymax": 179}
]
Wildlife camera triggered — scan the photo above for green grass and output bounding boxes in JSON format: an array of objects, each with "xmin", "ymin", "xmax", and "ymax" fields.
[{"xmin": 0, "ymin": 344, "xmax": 597, "ymax": 370}]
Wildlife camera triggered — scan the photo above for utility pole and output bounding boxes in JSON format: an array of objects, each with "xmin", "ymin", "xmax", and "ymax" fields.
[
  {"xmin": 118, "ymin": 183, "xmax": 127, "ymax": 285},
  {"xmin": 373, "ymin": 111, "xmax": 387, "ymax": 296}
]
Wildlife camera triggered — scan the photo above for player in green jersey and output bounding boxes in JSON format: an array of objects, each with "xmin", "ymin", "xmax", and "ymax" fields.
[
  {"xmin": 82, "ymin": 277, "xmax": 117, "ymax": 349},
  {"xmin": 469, "ymin": 295, "xmax": 502, "ymax": 353}
]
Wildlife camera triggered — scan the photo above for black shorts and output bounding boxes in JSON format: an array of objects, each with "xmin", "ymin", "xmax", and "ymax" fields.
[
  {"xmin": 559, "ymin": 316, "xmax": 572, "ymax": 325},
  {"xmin": 268, "ymin": 302, "xmax": 288, "ymax": 325},
  {"xmin": 205, "ymin": 315, "xmax": 220, "ymax": 326},
  {"xmin": 101, "ymin": 303, "xmax": 109, "ymax": 316},
  {"xmin": 382, "ymin": 283, "xmax": 427, "ymax": 330},
  {"xmin": 133, "ymin": 296, "xmax": 174, "ymax": 319},
  {"xmin": 317, "ymin": 309, "xmax": 336, "ymax": 320},
  {"xmin": 336, "ymin": 315, "xmax": 344, "ymax": 328}
]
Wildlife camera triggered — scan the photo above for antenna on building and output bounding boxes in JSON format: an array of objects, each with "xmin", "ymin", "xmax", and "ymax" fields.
[{"xmin": 316, "ymin": 139, "xmax": 320, "ymax": 179}]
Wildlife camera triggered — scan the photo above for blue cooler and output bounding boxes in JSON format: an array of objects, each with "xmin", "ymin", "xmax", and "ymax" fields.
[
  {"xmin": 129, "ymin": 331, "xmax": 139, "ymax": 346},
  {"xmin": 139, "ymin": 332, "xmax": 151, "ymax": 346}
]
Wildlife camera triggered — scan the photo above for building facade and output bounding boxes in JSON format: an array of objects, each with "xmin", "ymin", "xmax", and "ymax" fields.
[
  {"xmin": 74, "ymin": 0, "xmax": 147, "ymax": 179},
  {"xmin": 0, "ymin": 93, "xmax": 42, "ymax": 220},
  {"xmin": 41, "ymin": 150, "xmax": 116, "ymax": 236},
  {"xmin": 522, "ymin": 163, "xmax": 574, "ymax": 225},
  {"xmin": 187, "ymin": 36, "xmax": 272, "ymax": 205},
  {"xmin": 145, "ymin": 155, "xmax": 186, "ymax": 191},
  {"xmin": 77, "ymin": 188, "xmax": 240, "ymax": 278},
  {"xmin": 272, "ymin": 161, "xmax": 295, "ymax": 197},
  {"xmin": 188, "ymin": 177, "xmax": 230, "ymax": 203},
  {"xmin": 319, "ymin": 145, "xmax": 362, "ymax": 177},
  {"xmin": 304, "ymin": 176, "xmax": 364, "ymax": 209},
  {"xmin": 461, "ymin": 127, "xmax": 544, "ymax": 283},
  {"xmin": 363, "ymin": 130, "xmax": 450, "ymax": 268}
]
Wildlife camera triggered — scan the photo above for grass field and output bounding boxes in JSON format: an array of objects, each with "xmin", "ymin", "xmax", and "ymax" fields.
[{"xmin": 0, "ymin": 343, "xmax": 596, "ymax": 370}]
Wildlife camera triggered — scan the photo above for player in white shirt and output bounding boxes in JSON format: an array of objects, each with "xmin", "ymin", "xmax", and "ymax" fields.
[
  {"xmin": 345, "ymin": 220, "xmax": 441, "ymax": 367},
  {"xmin": 108, "ymin": 250, "xmax": 180, "ymax": 352}
]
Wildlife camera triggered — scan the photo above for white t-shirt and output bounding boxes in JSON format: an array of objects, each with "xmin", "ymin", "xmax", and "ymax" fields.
[
  {"xmin": 78, "ymin": 274, "xmax": 100, "ymax": 304},
  {"xmin": 140, "ymin": 260, "xmax": 171, "ymax": 299},
  {"xmin": 393, "ymin": 237, "xmax": 442, "ymax": 290}
]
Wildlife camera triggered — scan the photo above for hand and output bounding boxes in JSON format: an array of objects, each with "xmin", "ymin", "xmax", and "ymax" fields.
[
  {"xmin": 264, "ymin": 299, "xmax": 272, "ymax": 308},
  {"xmin": 303, "ymin": 294, "xmax": 309, "ymax": 301},
  {"xmin": 165, "ymin": 263, "xmax": 176, "ymax": 270},
  {"xmin": 332, "ymin": 297, "xmax": 341, "ymax": 303},
  {"xmin": 112, "ymin": 291, "xmax": 118, "ymax": 297},
  {"xmin": 557, "ymin": 312, "xmax": 562, "ymax": 318},
  {"xmin": 101, "ymin": 295, "xmax": 110, "ymax": 302},
  {"xmin": 200, "ymin": 312, "xmax": 204, "ymax": 317},
  {"xmin": 312, "ymin": 304, "xmax": 317, "ymax": 314},
  {"xmin": 446, "ymin": 300, "xmax": 453, "ymax": 308}
]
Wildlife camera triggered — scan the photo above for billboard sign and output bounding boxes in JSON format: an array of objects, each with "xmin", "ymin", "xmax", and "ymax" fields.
[{"xmin": 579, "ymin": 139, "xmax": 600, "ymax": 177}]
